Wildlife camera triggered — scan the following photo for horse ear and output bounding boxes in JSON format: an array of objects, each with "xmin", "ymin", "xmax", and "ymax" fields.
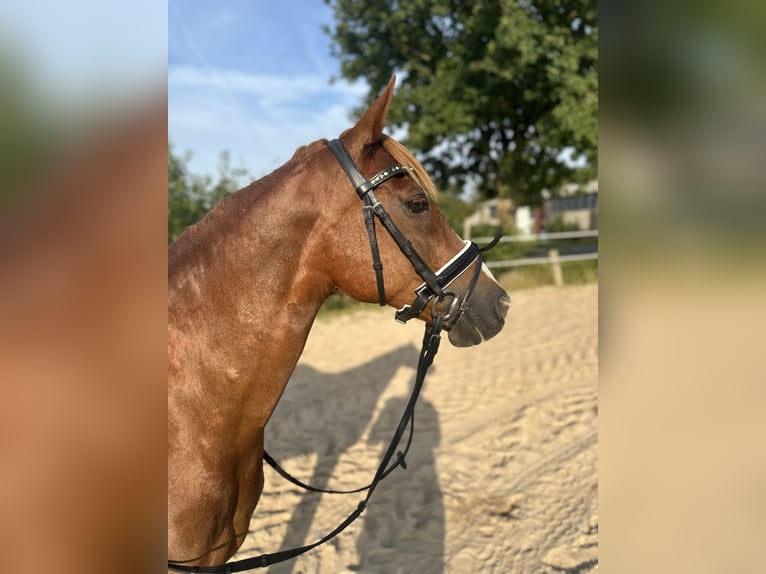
[{"xmin": 343, "ymin": 75, "xmax": 396, "ymax": 153}]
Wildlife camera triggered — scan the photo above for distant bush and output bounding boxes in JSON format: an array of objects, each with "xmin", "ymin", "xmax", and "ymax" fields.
[
  {"xmin": 497, "ymin": 259, "xmax": 598, "ymax": 291},
  {"xmin": 470, "ymin": 223, "xmax": 505, "ymax": 239},
  {"xmin": 544, "ymin": 216, "xmax": 582, "ymax": 233}
]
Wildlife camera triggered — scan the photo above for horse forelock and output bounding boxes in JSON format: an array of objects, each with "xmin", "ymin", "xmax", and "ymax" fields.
[{"xmin": 380, "ymin": 136, "xmax": 439, "ymax": 202}]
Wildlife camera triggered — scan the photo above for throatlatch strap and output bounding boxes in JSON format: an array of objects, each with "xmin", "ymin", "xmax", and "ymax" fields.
[{"xmin": 363, "ymin": 202, "xmax": 387, "ymax": 306}]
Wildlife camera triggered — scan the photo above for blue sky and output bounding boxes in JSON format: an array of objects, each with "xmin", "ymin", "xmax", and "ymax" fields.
[{"xmin": 168, "ymin": 0, "xmax": 369, "ymax": 180}]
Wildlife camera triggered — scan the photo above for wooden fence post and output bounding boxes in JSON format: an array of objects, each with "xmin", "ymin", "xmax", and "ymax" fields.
[{"xmin": 549, "ymin": 249, "xmax": 564, "ymax": 287}]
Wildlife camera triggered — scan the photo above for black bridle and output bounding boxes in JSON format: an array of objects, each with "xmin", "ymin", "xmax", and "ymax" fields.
[
  {"xmin": 167, "ymin": 139, "xmax": 499, "ymax": 573},
  {"xmin": 326, "ymin": 138, "xmax": 498, "ymax": 327}
]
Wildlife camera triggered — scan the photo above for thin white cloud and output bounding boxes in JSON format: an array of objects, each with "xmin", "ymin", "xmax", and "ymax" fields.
[
  {"xmin": 169, "ymin": 65, "xmax": 365, "ymax": 101},
  {"xmin": 168, "ymin": 65, "xmax": 369, "ymax": 179}
]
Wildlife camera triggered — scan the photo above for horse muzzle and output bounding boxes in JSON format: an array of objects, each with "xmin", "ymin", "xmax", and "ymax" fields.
[{"xmin": 446, "ymin": 284, "xmax": 510, "ymax": 347}]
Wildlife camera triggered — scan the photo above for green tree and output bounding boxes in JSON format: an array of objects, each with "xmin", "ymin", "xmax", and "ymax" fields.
[
  {"xmin": 168, "ymin": 145, "xmax": 200, "ymax": 244},
  {"xmin": 325, "ymin": 0, "xmax": 597, "ymax": 204},
  {"xmin": 168, "ymin": 145, "xmax": 250, "ymax": 244},
  {"xmin": 437, "ymin": 192, "xmax": 475, "ymax": 234}
]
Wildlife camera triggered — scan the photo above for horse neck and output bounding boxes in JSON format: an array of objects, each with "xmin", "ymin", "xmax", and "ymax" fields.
[{"xmin": 168, "ymin": 163, "xmax": 334, "ymax": 431}]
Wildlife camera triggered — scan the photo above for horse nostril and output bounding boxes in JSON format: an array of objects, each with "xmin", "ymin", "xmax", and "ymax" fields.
[{"xmin": 496, "ymin": 294, "xmax": 511, "ymax": 320}]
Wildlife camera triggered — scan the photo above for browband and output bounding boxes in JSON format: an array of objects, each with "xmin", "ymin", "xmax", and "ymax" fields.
[{"xmin": 327, "ymin": 139, "xmax": 407, "ymax": 198}]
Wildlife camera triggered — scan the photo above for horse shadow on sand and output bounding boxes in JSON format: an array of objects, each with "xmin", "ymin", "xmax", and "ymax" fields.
[{"xmin": 262, "ymin": 343, "xmax": 445, "ymax": 574}]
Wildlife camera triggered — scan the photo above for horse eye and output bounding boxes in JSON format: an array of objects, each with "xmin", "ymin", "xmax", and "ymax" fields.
[{"xmin": 406, "ymin": 198, "xmax": 429, "ymax": 214}]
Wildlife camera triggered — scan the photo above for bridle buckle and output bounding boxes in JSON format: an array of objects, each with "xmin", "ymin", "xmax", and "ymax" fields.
[{"xmin": 432, "ymin": 290, "xmax": 461, "ymax": 324}]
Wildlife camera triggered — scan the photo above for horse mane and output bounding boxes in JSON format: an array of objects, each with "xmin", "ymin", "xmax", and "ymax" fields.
[
  {"xmin": 380, "ymin": 135, "xmax": 439, "ymax": 202},
  {"xmin": 289, "ymin": 140, "xmax": 326, "ymax": 163},
  {"xmin": 169, "ymin": 135, "xmax": 439, "ymax": 268}
]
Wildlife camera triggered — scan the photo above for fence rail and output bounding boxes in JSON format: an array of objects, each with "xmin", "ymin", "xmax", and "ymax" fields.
[
  {"xmin": 475, "ymin": 230, "xmax": 599, "ymax": 285},
  {"xmin": 473, "ymin": 229, "xmax": 599, "ymax": 244},
  {"xmin": 485, "ymin": 252, "xmax": 599, "ymax": 269}
]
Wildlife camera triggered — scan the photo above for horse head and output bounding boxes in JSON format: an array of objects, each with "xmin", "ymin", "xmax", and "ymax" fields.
[{"xmin": 321, "ymin": 77, "xmax": 510, "ymax": 347}]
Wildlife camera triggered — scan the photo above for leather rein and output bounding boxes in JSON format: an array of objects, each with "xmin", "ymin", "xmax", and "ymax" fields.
[{"xmin": 167, "ymin": 139, "xmax": 499, "ymax": 572}]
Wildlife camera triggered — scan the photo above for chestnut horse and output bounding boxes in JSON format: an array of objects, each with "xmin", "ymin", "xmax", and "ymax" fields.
[{"xmin": 168, "ymin": 77, "xmax": 510, "ymax": 569}]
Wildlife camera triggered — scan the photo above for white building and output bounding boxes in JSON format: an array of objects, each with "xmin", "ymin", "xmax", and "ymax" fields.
[
  {"xmin": 462, "ymin": 198, "xmax": 514, "ymax": 239},
  {"xmin": 544, "ymin": 180, "xmax": 598, "ymax": 231}
]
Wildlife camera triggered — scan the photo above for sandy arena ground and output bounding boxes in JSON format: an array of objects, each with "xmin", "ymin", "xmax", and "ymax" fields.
[{"xmin": 235, "ymin": 283, "xmax": 598, "ymax": 573}]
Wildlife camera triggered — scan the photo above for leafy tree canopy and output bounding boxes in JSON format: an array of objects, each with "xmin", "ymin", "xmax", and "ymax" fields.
[{"xmin": 325, "ymin": 0, "xmax": 597, "ymax": 204}]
